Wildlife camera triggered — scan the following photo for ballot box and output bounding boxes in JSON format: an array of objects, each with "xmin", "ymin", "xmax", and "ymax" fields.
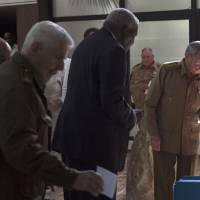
[{"xmin": 174, "ymin": 176, "xmax": 200, "ymax": 200}]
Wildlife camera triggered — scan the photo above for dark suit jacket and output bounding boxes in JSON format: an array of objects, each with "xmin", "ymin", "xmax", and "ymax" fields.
[{"xmin": 53, "ymin": 27, "xmax": 135, "ymax": 172}]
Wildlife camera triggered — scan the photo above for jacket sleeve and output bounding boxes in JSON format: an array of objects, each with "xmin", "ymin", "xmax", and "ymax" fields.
[
  {"xmin": 0, "ymin": 85, "xmax": 78, "ymax": 189},
  {"xmin": 99, "ymin": 45, "xmax": 135, "ymax": 130},
  {"xmin": 144, "ymin": 66, "xmax": 166, "ymax": 137}
]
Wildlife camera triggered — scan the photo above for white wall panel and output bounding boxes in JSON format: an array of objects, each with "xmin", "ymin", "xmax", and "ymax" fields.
[
  {"xmin": 57, "ymin": 20, "xmax": 104, "ymax": 56},
  {"xmin": 130, "ymin": 20, "xmax": 189, "ymax": 67},
  {"xmin": 0, "ymin": 0, "xmax": 36, "ymax": 6},
  {"xmin": 127, "ymin": 0, "xmax": 191, "ymax": 12},
  {"xmin": 197, "ymin": 0, "xmax": 200, "ymax": 8}
]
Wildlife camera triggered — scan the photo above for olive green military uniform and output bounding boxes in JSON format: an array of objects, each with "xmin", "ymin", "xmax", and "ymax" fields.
[
  {"xmin": 130, "ymin": 62, "xmax": 160, "ymax": 109},
  {"xmin": 0, "ymin": 53, "xmax": 78, "ymax": 200},
  {"xmin": 127, "ymin": 62, "xmax": 160, "ymax": 200},
  {"xmin": 145, "ymin": 60, "xmax": 200, "ymax": 200}
]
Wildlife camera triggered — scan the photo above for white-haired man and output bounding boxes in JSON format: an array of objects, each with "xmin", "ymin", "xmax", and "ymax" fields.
[{"xmin": 0, "ymin": 21, "xmax": 103, "ymax": 200}]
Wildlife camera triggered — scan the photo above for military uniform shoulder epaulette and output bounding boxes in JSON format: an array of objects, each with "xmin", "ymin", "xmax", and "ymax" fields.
[
  {"xmin": 162, "ymin": 61, "xmax": 181, "ymax": 71},
  {"xmin": 156, "ymin": 62, "xmax": 161, "ymax": 67},
  {"xmin": 131, "ymin": 63, "xmax": 142, "ymax": 71}
]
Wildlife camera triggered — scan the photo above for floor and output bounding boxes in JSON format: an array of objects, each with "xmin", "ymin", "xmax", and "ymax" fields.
[
  {"xmin": 116, "ymin": 161, "xmax": 127, "ymax": 200},
  {"xmin": 45, "ymin": 126, "xmax": 139, "ymax": 200},
  {"xmin": 45, "ymin": 160, "xmax": 128, "ymax": 200}
]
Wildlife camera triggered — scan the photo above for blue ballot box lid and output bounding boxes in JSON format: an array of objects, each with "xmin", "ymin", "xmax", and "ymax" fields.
[
  {"xmin": 174, "ymin": 177, "xmax": 200, "ymax": 200},
  {"xmin": 182, "ymin": 176, "xmax": 200, "ymax": 180}
]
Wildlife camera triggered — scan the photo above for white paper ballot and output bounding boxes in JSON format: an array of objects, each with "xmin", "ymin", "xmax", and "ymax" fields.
[{"xmin": 97, "ymin": 166, "xmax": 117, "ymax": 199}]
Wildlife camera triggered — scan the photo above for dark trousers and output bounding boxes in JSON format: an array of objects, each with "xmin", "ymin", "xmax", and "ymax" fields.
[
  {"xmin": 62, "ymin": 155, "xmax": 116, "ymax": 200},
  {"xmin": 153, "ymin": 151, "xmax": 195, "ymax": 200}
]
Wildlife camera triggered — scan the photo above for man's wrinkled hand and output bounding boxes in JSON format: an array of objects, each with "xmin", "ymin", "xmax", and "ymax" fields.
[{"xmin": 72, "ymin": 170, "xmax": 104, "ymax": 197}]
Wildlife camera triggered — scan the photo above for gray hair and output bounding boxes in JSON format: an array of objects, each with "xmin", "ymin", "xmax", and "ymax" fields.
[
  {"xmin": 185, "ymin": 41, "xmax": 200, "ymax": 56},
  {"xmin": 104, "ymin": 8, "xmax": 139, "ymax": 32},
  {"xmin": 22, "ymin": 21, "xmax": 74, "ymax": 53},
  {"xmin": 142, "ymin": 48, "xmax": 153, "ymax": 54}
]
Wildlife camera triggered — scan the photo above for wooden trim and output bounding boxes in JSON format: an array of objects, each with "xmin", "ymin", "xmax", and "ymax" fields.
[
  {"xmin": 136, "ymin": 10, "xmax": 191, "ymax": 21},
  {"xmin": 38, "ymin": 0, "xmax": 52, "ymax": 20},
  {"xmin": 52, "ymin": 9, "xmax": 192, "ymax": 23},
  {"xmin": 48, "ymin": 0, "xmax": 53, "ymax": 21},
  {"xmin": 52, "ymin": 14, "xmax": 108, "ymax": 22},
  {"xmin": 119, "ymin": 0, "xmax": 125, "ymax": 8},
  {"xmin": 16, "ymin": 3, "xmax": 39, "ymax": 49},
  {"xmin": 189, "ymin": 0, "xmax": 199, "ymax": 41}
]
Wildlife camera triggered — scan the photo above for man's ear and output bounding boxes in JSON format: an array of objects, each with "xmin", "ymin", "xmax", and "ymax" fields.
[{"xmin": 31, "ymin": 42, "xmax": 42, "ymax": 53}]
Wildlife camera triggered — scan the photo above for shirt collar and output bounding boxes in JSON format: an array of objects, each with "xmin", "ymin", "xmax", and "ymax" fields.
[{"xmin": 140, "ymin": 62, "xmax": 158, "ymax": 70}]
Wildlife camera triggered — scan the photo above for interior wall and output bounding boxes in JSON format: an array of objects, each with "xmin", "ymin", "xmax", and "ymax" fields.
[
  {"xmin": 16, "ymin": 0, "xmax": 52, "ymax": 49},
  {"xmin": 53, "ymin": 0, "xmax": 117, "ymax": 17},
  {"xmin": 0, "ymin": 0, "xmax": 36, "ymax": 6},
  {"xmin": 52, "ymin": 0, "xmax": 113, "ymax": 57},
  {"xmin": 52, "ymin": 0, "xmax": 191, "ymax": 66},
  {"xmin": 130, "ymin": 20, "xmax": 189, "ymax": 67},
  {"xmin": 127, "ymin": 0, "xmax": 191, "ymax": 12},
  {"xmin": 16, "ymin": 3, "xmax": 39, "ymax": 49},
  {"xmin": 57, "ymin": 20, "xmax": 104, "ymax": 56}
]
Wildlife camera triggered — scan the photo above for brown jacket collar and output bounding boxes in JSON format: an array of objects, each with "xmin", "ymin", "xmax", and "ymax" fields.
[{"xmin": 12, "ymin": 52, "xmax": 45, "ymax": 91}]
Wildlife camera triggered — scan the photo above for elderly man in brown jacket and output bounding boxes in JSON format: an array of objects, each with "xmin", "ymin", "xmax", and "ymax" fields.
[
  {"xmin": 145, "ymin": 41, "xmax": 200, "ymax": 200},
  {"xmin": 0, "ymin": 21, "xmax": 103, "ymax": 200},
  {"xmin": 127, "ymin": 48, "xmax": 160, "ymax": 200}
]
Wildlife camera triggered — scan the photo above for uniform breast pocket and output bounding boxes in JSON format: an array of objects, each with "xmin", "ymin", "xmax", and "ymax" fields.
[
  {"xmin": 162, "ymin": 91, "xmax": 176, "ymax": 105},
  {"xmin": 37, "ymin": 113, "xmax": 52, "ymax": 148}
]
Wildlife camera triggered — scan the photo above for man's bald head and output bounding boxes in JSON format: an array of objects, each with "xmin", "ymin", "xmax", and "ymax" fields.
[
  {"xmin": 0, "ymin": 37, "xmax": 11, "ymax": 64},
  {"xmin": 104, "ymin": 8, "xmax": 139, "ymax": 50},
  {"xmin": 105, "ymin": 8, "xmax": 139, "ymax": 31}
]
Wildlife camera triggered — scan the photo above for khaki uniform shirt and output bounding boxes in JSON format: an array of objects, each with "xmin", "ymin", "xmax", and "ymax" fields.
[
  {"xmin": 130, "ymin": 62, "xmax": 160, "ymax": 109},
  {"xmin": 0, "ymin": 53, "xmax": 78, "ymax": 200},
  {"xmin": 145, "ymin": 60, "xmax": 200, "ymax": 155}
]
